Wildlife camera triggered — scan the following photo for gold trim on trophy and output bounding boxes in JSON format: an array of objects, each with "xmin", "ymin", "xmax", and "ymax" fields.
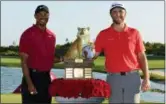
[{"xmin": 75, "ymin": 59, "xmax": 83, "ymax": 63}]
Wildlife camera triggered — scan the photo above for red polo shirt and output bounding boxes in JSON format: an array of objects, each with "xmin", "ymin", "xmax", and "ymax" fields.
[
  {"xmin": 19, "ymin": 25, "xmax": 56, "ymax": 72},
  {"xmin": 95, "ymin": 25, "xmax": 145, "ymax": 73}
]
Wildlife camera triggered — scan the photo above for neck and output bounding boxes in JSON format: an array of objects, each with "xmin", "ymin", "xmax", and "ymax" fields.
[
  {"xmin": 36, "ymin": 23, "xmax": 46, "ymax": 31},
  {"xmin": 112, "ymin": 22, "xmax": 125, "ymax": 32}
]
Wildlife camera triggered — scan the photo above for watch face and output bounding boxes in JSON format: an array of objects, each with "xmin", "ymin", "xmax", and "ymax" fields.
[{"xmin": 74, "ymin": 68, "xmax": 84, "ymax": 78}]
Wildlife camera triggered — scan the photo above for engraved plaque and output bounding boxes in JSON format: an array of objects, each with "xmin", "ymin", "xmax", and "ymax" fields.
[
  {"xmin": 65, "ymin": 68, "xmax": 73, "ymax": 78},
  {"xmin": 64, "ymin": 59, "xmax": 93, "ymax": 79},
  {"xmin": 74, "ymin": 68, "xmax": 84, "ymax": 78}
]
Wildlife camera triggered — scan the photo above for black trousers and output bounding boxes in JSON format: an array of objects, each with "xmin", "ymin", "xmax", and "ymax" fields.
[{"xmin": 21, "ymin": 68, "xmax": 52, "ymax": 104}]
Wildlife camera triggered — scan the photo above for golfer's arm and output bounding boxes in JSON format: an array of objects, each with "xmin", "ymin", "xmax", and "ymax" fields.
[
  {"xmin": 20, "ymin": 53, "xmax": 33, "ymax": 86},
  {"xmin": 92, "ymin": 52, "xmax": 101, "ymax": 60},
  {"xmin": 137, "ymin": 52, "xmax": 150, "ymax": 80}
]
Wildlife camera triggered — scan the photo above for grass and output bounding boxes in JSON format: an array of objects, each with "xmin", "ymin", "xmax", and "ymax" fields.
[
  {"xmin": 148, "ymin": 73, "xmax": 165, "ymax": 81},
  {"xmin": 1, "ymin": 56, "xmax": 165, "ymax": 69},
  {"xmin": 138, "ymin": 71, "xmax": 165, "ymax": 81},
  {"xmin": 149, "ymin": 89, "xmax": 165, "ymax": 94},
  {"xmin": 0, "ymin": 94, "xmax": 56, "ymax": 103},
  {"xmin": 148, "ymin": 60, "xmax": 165, "ymax": 69},
  {"xmin": 0, "ymin": 94, "xmax": 161, "ymax": 104}
]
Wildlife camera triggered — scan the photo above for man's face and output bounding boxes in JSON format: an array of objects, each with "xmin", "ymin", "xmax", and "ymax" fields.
[
  {"xmin": 35, "ymin": 11, "xmax": 49, "ymax": 26},
  {"xmin": 110, "ymin": 7, "xmax": 126, "ymax": 24}
]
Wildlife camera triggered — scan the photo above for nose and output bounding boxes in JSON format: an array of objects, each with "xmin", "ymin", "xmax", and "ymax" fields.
[{"xmin": 115, "ymin": 12, "xmax": 121, "ymax": 17}]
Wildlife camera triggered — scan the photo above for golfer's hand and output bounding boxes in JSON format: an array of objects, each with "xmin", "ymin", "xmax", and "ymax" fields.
[
  {"xmin": 91, "ymin": 52, "xmax": 100, "ymax": 61},
  {"xmin": 141, "ymin": 79, "xmax": 150, "ymax": 92},
  {"xmin": 28, "ymin": 83, "xmax": 37, "ymax": 95}
]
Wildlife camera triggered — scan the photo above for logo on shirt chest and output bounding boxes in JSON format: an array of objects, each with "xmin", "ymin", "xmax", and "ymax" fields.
[{"xmin": 48, "ymin": 35, "xmax": 53, "ymax": 38}]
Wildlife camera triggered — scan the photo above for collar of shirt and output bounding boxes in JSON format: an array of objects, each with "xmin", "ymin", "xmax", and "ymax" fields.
[
  {"xmin": 110, "ymin": 23, "xmax": 129, "ymax": 33},
  {"xmin": 32, "ymin": 24, "xmax": 49, "ymax": 36}
]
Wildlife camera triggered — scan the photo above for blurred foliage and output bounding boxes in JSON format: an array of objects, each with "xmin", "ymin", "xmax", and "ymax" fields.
[{"xmin": 0, "ymin": 41, "xmax": 165, "ymax": 57}]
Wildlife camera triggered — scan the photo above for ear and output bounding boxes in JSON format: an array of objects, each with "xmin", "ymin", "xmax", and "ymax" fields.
[
  {"xmin": 109, "ymin": 10, "xmax": 113, "ymax": 17},
  {"xmin": 77, "ymin": 27, "xmax": 81, "ymax": 31},
  {"xmin": 124, "ymin": 11, "xmax": 127, "ymax": 17},
  {"xmin": 34, "ymin": 14, "xmax": 37, "ymax": 19},
  {"xmin": 87, "ymin": 27, "xmax": 90, "ymax": 30}
]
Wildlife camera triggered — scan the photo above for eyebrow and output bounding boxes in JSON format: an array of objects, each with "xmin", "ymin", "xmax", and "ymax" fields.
[{"xmin": 38, "ymin": 13, "xmax": 49, "ymax": 16}]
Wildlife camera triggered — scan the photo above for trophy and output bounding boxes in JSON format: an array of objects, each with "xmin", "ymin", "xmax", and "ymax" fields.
[
  {"xmin": 64, "ymin": 44, "xmax": 95, "ymax": 79},
  {"xmin": 62, "ymin": 27, "xmax": 95, "ymax": 79}
]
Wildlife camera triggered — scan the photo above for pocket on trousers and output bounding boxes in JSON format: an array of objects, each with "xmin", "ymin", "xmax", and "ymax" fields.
[
  {"xmin": 136, "ymin": 73, "xmax": 141, "ymax": 86},
  {"xmin": 134, "ymin": 73, "xmax": 141, "ymax": 93}
]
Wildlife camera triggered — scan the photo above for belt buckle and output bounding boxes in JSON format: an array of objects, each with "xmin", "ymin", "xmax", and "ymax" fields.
[
  {"xmin": 120, "ymin": 72, "xmax": 126, "ymax": 76},
  {"xmin": 32, "ymin": 69, "xmax": 37, "ymax": 72}
]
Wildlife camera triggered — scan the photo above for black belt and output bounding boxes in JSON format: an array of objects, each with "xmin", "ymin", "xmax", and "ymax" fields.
[
  {"xmin": 29, "ymin": 68, "xmax": 50, "ymax": 74},
  {"xmin": 108, "ymin": 70, "xmax": 139, "ymax": 76}
]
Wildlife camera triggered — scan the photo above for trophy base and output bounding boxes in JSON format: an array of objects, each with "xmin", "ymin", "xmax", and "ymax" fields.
[{"xmin": 64, "ymin": 59, "xmax": 93, "ymax": 79}]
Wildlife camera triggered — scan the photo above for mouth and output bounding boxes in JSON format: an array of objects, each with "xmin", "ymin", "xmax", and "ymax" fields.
[
  {"xmin": 40, "ymin": 19, "xmax": 46, "ymax": 22},
  {"xmin": 116, "ymin": 18, "xmax": 122, "ymax": 20},
  {"xmin": 39, "ymin": 19, "xmax": 47, "ymax": 24}
]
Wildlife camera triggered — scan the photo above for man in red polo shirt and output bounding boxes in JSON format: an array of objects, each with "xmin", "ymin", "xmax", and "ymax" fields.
[
  {"xmin": 92, "ymin": 2, "xmax": 150, "ymax": 103},
  {"xmin": 19, "ymin": 5, "xmax": 62, "ymax": 103}
]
